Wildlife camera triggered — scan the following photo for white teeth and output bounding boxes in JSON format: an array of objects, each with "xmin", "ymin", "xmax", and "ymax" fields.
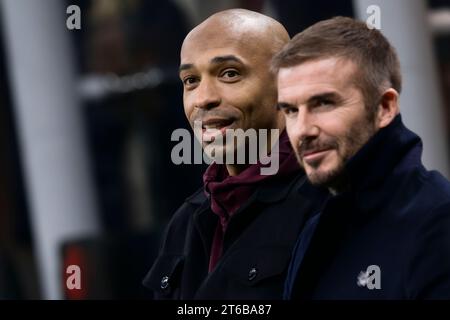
[{"xmin": 204, "ymin": 125, "xmax": 220, "ymax": 130}]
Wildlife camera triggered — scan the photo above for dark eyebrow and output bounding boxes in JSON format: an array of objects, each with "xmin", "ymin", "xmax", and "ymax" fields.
[
  {"xmin": 179, "ymin": 55, "xmax": 244, "ymax": 74},
  {"xmin": 210, "ymin": 55, "xmax": 244, "ymax": 65},
  {"xmin": 307, "ymin": 92, "xmax": 341, "ymax": 104},
  {"xmin": 276, "ymin": 102, "xmax": 296, "ymax": 110},
  {"xmin": 277, "ymin": 92, "xmax": 341, "ymax": 110},
  {"xmin": 179, "ymin": 63, "xmax": 194, "ymax": 73}
]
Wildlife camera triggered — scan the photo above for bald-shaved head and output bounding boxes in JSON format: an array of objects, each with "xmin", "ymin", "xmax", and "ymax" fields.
[
  {"xmin": 179, "ymin": 9, "xmax": 289, "ymax": 176},
  {"xmin": 182, "ymin": 9, "xmax": 289, "ymax": 59}
]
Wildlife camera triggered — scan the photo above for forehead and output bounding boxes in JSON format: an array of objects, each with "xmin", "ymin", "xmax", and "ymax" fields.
[
  {"xmin": 277, "ymin": 57, "xmax": 358, "ymax": 99},
  {"xmin": 180, "ymin": 28, "xmax": 265, "ymax": 67}
]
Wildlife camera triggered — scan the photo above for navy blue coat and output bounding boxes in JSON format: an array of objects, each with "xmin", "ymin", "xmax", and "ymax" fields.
[{"xmin": 287, "ymin": 115, "xmax": 450, "ymax": 299}]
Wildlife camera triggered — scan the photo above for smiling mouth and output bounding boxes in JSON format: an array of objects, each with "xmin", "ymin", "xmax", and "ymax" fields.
[
  {"xmin": 301, "ymin": 148, "xmax": 333, "ymax": 163},
  {"xmin": 201, "ymin": 118, "xmax": 235, "ymax": 133}
]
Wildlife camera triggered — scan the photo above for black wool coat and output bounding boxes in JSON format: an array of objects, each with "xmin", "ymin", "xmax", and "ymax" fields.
[{"xmin": 143, "ymin": 170, "xmax": 325, "ymax": 299}]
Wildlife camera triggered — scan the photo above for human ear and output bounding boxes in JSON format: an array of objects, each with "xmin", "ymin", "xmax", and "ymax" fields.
[{"xmin": 376, "ymin": 88, "xmax": 399, "ymax": 129}]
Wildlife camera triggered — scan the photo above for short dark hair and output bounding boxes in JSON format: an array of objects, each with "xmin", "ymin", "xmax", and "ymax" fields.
[{"xmin": 272, "ymin": 16, "xmax": 402, "ymax": 112}]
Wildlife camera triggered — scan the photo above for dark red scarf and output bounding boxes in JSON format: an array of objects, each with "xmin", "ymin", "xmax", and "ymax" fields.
[{"xmin": 203, "ymin": 130, "xmax": 300, "ymax": 271}]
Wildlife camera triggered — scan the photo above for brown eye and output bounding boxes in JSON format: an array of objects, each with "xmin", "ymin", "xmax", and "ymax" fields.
[
  {"xmin": 183, "ymin": 77, "xmax": 197, "ymax": 85},
  {"xmin": 223, "ymin": 70, "xmax": 238, "ymax": 78},
  {"xmin": 182, "ymin": 76, "xmax": 199, "ymax": 89},
  {"xmin": 316, "ymin": 99, "xmax": 333, "ymax": 107},
  {"xmin": 220, "ymin": 69, "xmax": 240, "ymax": 82},
  {"xmin": 283, "ymin": 107, "xmax": 297, "ymax": 116},
  {"xmin": 277, "ymin": 104, "xmax": 298, "ymax": 117}
]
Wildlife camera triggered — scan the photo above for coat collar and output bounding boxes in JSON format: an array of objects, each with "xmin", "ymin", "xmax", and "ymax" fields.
[
  {"xmin": 342, "ymin": 114, "xmax": 423, "ymax": 193},
  {"xmin": 189, "ymin": 170, "xmax": 306, "ymax": 257},
  {"xmin": 320, "ymin": 114, "xmax": 425, "ymax": 222},
  {"xmin": 291, "ymin": 115, "xmax": 426, "ymax": 298}
]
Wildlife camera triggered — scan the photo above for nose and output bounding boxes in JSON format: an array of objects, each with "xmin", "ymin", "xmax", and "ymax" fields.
[
  {"xmin": 288, "ymin": 108, "xmax": 320, "ymax": 143},
  {"xmin": 192, "ymin": 78, "xmax": 221, "ymax": 110}
]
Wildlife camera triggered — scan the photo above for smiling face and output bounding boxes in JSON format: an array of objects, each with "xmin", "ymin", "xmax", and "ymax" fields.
[
  {"xmin": 179, "ymin": 13, "xmax": 286, "ymax": 174},
  {"xmin": 277, "ymin": 57, "xmax": 379, "ymax": 189}
]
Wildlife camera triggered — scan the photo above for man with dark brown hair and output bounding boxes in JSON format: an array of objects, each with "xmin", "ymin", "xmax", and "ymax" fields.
[{"xmin": 273, "ymin": 16, "xmax": 450, "ymax": 299}]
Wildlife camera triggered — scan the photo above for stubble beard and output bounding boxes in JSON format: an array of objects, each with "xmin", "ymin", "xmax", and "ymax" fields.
[{"xmin": 298, "ymin": 115, "xmax": 377, "ymax": 193}]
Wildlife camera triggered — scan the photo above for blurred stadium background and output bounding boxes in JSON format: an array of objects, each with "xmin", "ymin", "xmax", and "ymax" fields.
[{"xmin": 0, "ymin": 0, "xmax": 449, "ymax": 299}]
